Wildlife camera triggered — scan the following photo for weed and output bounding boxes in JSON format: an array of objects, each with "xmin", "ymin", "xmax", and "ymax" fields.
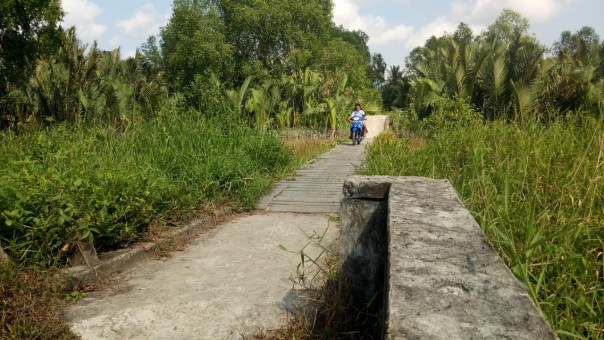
[
  {"xmin": 279, "ymin": 130, "xmax": 337, "ymax": 166},
  {"xmin": 260, "ymin": 219, "xmax": 383, "ymax": 339},
  {"xmin": 0, "ymin": 262, "xmax": 79, "ymax": 339},
  {"xmin": 0, "ymin": 115, "xmax": 294, "ymax": 266}
]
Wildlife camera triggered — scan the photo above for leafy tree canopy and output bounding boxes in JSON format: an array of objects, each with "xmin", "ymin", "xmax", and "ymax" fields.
[
  {"xmin": 331, "ymin": 25, "xmax": 371, "ymax": 63},
  {"xmin": 452, "ymin": 22, "xmax": 474, "ymax": 47},
  {"xmin": 369, "ymin": 53, "xmax": 387, "ymax": 88},
  {"xmin": 0, "ymin": 0, "xmax": 63, "ymax": 97},
  {"xmin": 221, "ymin": 0, "xmax": 333, "ymax": 82},
  {"xmin": 157, "ymin": 0, "xmax": 378, "ymax": 95},
  {"xmin": 481, "ymin": 8, "xmax": 530, "ymax": 43},
  {"xmin": 160, "ymin": 0, "xmax": 232, "ymax": 90},
  {"xmin": 318, "ymin": 38, "xmax": 371, "ymax": 92},
  {"xmin": 553, "ymin": 26, "xmax": 601, "ymax": 62}
]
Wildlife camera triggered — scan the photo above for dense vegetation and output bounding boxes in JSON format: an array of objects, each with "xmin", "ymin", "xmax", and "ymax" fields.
[
  {"xmin": 0, "ymin": 0, "xmax": 382, "ymax": 267},
  {"xmin": 1, "ymin": 114, "xmax": 294, "ymax": 266},
  {"xmin": 365, "ymin": 10, "xmax": 603, "ymax": 339},
  {"xmin": 381, "ymin": 10, "xmax": 603, "ymax": 119},
  {"xmin": 2, "ymin": 1, "xmax": 603, "ymax": 338}
]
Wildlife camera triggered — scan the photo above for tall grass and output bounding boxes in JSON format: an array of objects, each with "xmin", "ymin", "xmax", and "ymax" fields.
[
  {"xmin": 0, "ymin": 113, "xmax": 293, "ymax": 266},
  {"xmin": 278, "ymin": 130, "xmax": 339, "ymax": 167},
  {"xmin": 363, "ymin": 116, "xmax": 603, "ymax": 339}
]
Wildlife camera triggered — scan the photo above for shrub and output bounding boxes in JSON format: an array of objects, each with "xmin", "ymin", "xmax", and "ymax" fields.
[
  {"xmin": 0, "ymin": 115, "xmax": 293, "ymax": 266},
  {"xmin": 420, "ymin": 95, "xmax": 482, "ymax": 135}
]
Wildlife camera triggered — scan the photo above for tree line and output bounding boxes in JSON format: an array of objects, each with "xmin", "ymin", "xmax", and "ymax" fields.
[
  {"xmin": 1, "ymin": 0, "xmax": 384, "ymax": 131},
  {"xmin": 381, "ymin": 10, "xmax": 604, "ymax": 120},
  {"xmin": 3, "ymin": 3, "xmax": 602, "ymax": 129}
]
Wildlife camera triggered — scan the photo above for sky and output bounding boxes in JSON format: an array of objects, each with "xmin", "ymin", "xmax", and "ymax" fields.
[{"xmin": 61, "ymin": 0, "xmax": 604, "ymax": 67}]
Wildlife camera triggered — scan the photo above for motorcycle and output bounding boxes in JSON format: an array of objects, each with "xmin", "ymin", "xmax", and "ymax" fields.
[{"xmin": 350, "ymin": 117, "xmax": 364, "ymax": 146}]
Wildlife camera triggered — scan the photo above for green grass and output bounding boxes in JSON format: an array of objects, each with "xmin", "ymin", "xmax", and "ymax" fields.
[
  {"xmin": 0, "ymin": 113, "xmax": 342, "ymax": 339},
  {"xmin": 363, "ymin": 116, "xmax": 603, "ymax": 339},
  {"xmin": 0, "ymin": 114, "xmax": 293, "ymax": 266}
]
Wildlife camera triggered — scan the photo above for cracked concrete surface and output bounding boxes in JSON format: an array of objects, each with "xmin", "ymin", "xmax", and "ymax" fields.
[{"xmin": 65, "ymin": 213, "xmax": 337, "ymax": 339}]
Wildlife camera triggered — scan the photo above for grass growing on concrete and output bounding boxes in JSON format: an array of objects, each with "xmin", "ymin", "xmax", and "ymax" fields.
[
  {"xmin": 362, "ymin": 115, "xmax": 604, "ymax": 339},
  {"xmin": 260, "ymin": 219, "xmax": 383, "ymax": 339}
]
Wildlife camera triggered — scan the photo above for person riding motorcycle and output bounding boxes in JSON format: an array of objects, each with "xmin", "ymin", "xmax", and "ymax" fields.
[{"xmin": 349, "ymin": 103, "xmax": 366, "ymax": 140}]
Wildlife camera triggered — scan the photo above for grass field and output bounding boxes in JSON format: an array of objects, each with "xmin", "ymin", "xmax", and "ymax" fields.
[
  {"xmin": 363, "ymin": 115, "xmax": 603, "ymax": 339},
  {"xmin": 0, "ymin": 114, "xmax": 295, "ymax": 266}
]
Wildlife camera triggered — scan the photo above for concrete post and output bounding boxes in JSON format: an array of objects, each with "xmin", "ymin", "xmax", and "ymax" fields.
[
  {"xmin": 0, "ymin": 245, "xmax": 10, "ymax": 263},
  {"xmin": 72, "ymin": 240, "xmax": 100, "ymax": 267},
  {"xmin": 340, "ymin": 176, "xmax": 557, "ymax": 340}
]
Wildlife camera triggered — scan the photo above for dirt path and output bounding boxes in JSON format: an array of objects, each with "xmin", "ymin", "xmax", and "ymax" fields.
[{"xmin": 65, "ymin": 116, "xmax": 388, "ymax": 339}]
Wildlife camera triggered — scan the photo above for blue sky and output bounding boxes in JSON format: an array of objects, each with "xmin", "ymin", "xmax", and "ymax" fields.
[{"xmin": 61, "ymin": 0, "xmax": 604, "ymax": 67}]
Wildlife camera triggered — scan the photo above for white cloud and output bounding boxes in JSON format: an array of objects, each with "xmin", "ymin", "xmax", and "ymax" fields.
[
  {"xmin": 333, "ymin": 0, "xmax": 413, "ymax": 46},
  {"xmin": 332, "ymin": 0, "xmax": 575, "ymax": 66},
  {"xmin": 373, "ymin": 25, "xmax": 414, "ymax": 45},
  {"xmin": 123, "ymin": 50, "xmax": 137, "ymax": 59},
  {"xmin": 454, "ymin": 0, "xmax": 572, "ymax": 24},
  {"xmin": 117, "ymin": 4, "xmax": 165, "ymax": 39},
  {"xmin": 109, "ymin": 36, "xmax": 121, "ymax": 49},
  {"xmin": 61, "ymin": 0, "xmax": 107, "ymax": 41},
  {"xmin": 405, "ymin": 17, "xmax": 458, "ymax": 49}
]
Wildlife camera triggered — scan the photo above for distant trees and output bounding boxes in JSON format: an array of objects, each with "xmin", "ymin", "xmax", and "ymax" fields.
[
  {"xmin": 369, "ymin": 53, "xmax": 387, "ymax": 88},
  {"xmin": 0, "ymin": 0, "xmax": 63, "ymax": 105},
  {"xmin": 220, "ymin": 0, "xmax": 333, "ymax": 83},
  {"xmin": 147, "ymin": 0, "xmax": 379, "ymax": 130},
  {"xmin": 7, "ymin": 28, "xmax": 168, "ymax": 126},
  {"xmin": 158, "ymin": 0, "xmax": 339, "ymax": 90},
  {"xmin": 382, "ymin": 65, "xmax": 410, "ymax": 110},
  {"xmin": 159, "ymin": 0, "xmax": 232, "ymax": 91},
  {"xmin": 386, "ymin": 9, "xmax": 604, "ymax": 120},
  {"xmin": 553, "ymin": 26, "xmax": 601, "ymax": 62},
  {"xmin": 1, "ymin": 0, "xmax": 380, "ymax": 131}
]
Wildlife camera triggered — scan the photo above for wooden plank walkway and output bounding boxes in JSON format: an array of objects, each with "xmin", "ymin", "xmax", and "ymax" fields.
[{"xmin": 258, "ymin": 115, "xmax": 388, "ymax": 213}]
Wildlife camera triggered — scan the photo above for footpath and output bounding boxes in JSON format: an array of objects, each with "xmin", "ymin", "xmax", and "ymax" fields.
[{"xmin": 64, "ymin": 116, "xmax": 388, "ymax": 339}]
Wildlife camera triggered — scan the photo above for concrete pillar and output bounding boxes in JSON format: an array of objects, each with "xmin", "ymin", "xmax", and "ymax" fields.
[
  {"xmin": 340, "ymin": 176, "xmax": 557, "ymax": 340},
  {"xmin": 0, "ymin": 245, "xmax": 10, "ymax": 263},
  {"xmin": 72, "ymin": 240, "xmax": 100, "ymax": 267}
]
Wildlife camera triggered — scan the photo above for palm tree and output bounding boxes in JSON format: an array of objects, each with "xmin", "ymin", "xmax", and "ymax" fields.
[{"xmin": 382, "ymin": 65, "xmax": 410, "ymax": 110}]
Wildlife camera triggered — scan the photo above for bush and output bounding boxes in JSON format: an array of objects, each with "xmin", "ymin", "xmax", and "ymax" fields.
[
  {"xmin": 0, "ymin": 115, "xmax": 293, "ymax": 266},
  {"xmin": 420, "ymin": 95, "xmax": 482, "ymax": 135}
]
